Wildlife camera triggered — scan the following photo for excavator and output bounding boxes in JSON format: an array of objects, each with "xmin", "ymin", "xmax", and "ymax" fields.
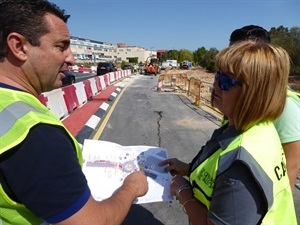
[{"xmin": 144, "ymin": 56, "xmax": 161, "ymax": 75}]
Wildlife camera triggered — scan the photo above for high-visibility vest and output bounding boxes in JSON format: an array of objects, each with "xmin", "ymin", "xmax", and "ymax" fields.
[
  {"xmin": 0, "ymin": 87, "xmax": 83, "ymax": 225},
  {"xmin": 287, "ymin": 88, "xmax": 300, "ymax": 102},
  {"xmin": 189, "ymin": 122, "xmax": 297, "ymax": 224}
]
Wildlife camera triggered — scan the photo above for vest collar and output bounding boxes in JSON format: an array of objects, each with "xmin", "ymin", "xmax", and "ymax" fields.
[{"xmin": 215, "ymin": 125, "xmax": 242, "ymax": 150}]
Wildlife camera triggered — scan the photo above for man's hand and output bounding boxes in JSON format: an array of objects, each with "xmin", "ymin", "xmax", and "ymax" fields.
[{"xmin": 123, "ymin": 170, "xmax": 148, "ymax": 197}]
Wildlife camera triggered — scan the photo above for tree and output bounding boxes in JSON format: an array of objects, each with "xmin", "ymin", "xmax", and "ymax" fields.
[
  {"xmin": 159, "ymin": 26, "xmax": 300, "ymax": 76},
  {"xmin": 270, "ymin": 26, "xmax": 300, "ymax": 76},
  {"xmin": 289, "ymin": 27, "xmax": 300, "ymax": 75},
  {"xmin": 193, "ymin": 47, "xmax": 207, "ymax": 67},
  {"xmin": 177, "ymin": 49, "xmax": 193, "ymax": 63},
  {"xmin": 202, "ymin": 48, "xmax": 219, "ymax": 72},
  {"xmin": 270, "ymin": 26, "xmax": 294, "ymax": 53}
]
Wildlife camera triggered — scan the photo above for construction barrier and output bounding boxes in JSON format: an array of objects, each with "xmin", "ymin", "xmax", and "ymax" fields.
[
  {"xmin": 88, "ymin": 78, "xmax": 99, "ymax": 96},
  {"xmin": 74, "ymin": 82, "xmax": 88, "ymax": 106},
  {"xmin": 99, "ymin": 75, "xmax": 107, "ymax": 90},
  {"xmin": 156, "ymin": 70, "xmax": 214, "ymax": 107},
  {"xmin": 39, "ymin": 70, "xmax": 132, "ymax": 121},
  {"xmin": 62, "ymin": 85, "xmax": 80, "ymax": 113},
  {"xmin": 39, "ymin": 88, "xmax": 68, "ymax": 119},
  {"xmin": 83, "ymin": 80, "xmax": 93, "ymax": 101},
  {"xmin": 157, "ymin": 75, "xmax": 164, "ymax": 91}
]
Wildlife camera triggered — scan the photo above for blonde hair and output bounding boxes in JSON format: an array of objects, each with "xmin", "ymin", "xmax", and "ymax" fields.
[{"xmin": 215, "ymin": 41, "xmax": 290, "ymax": 131}]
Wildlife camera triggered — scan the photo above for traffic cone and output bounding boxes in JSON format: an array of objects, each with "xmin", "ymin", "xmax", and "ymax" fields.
[{"xmin": 157, "ymin": 77, "xmax": 163, "ymax": 91}]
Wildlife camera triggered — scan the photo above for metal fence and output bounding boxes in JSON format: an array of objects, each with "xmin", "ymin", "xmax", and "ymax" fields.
[{"xmin": 157, "ymin": 72, "xmax": 222, "ymax": 115}]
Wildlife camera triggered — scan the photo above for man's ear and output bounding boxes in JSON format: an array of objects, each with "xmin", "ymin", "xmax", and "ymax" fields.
[{"xmin": 6, "ymin": 32, "xmax": 28, "ymax": 61}]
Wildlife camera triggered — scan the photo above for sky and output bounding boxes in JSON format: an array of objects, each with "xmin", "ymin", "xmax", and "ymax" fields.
[{"xmin": 51, "ymin": 0, "xmax": 300, "ymax": 52}]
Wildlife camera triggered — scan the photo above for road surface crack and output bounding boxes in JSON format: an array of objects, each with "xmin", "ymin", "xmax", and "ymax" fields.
[{"xmin": 154, "ymin": 111, "xmax": 162, "ymax": 147}]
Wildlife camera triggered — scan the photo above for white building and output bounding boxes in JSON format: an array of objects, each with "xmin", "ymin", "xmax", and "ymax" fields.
[
  {"xmin": 70, "ymin": 36, "xmax": 156, "ymax": 65},
  {"xmin": 116, "ymin": 43, "xmax": 156, "ymax": 64}
]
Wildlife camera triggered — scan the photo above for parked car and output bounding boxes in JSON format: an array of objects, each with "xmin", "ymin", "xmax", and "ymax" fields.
[
  {"xmin": 97, "ymin": 62, "xmax": 117, "ymax": 76},
  {"xmin": 62, "ymin": 71, "xmax": 75, "ymax": 86},
  {"xmin": 182, "ymin": 64, "xmax": 189, "ymax": 70},
  {"xmin": 122, "ymin": 64, "xmax": 134, "ymax": 73}
]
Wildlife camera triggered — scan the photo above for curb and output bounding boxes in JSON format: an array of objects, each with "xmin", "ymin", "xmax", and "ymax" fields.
[
  {"xmin": 75, "ymin": 101, "xmax": 110, "ymax": 144},
  {"xmin": 75, "ymin": 87, "xmax": 122, "ymax": 144}
]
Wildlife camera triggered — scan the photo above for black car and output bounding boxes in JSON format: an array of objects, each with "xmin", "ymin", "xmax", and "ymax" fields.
[
  {"xmin": 97, "ymin": 62, "xmax": 117, "ymax": 76},
  {"xmin": 62, "ymin": 71, "xmax": 75, "ymax": 86},
  {"xmin": 122, "ymin": 64, "xmax": 134, "ymax": 73}
]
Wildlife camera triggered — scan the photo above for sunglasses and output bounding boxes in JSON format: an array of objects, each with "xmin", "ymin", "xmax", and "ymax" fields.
[{"xmin": 215, "ymin": 71, "xmax": 242, "ymax": 91}]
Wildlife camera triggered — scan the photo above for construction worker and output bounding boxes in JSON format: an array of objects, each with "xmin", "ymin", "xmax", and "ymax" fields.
[
  {"xmin": 224, "ymin": 25, "xmax": 300, "ymax": 188},
  {"xmin": 0, "ymin": 1, "xmax": 148, "ymax": 224},
  {"xmin": 133, "ymin": 64, "xmax": 137, "ymax": 74},
  {"xmin": 160, "ymin": 41, "xmax": 297, "ymax": 224}
]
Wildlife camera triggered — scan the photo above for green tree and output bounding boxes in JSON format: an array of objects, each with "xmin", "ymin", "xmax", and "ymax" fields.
[
  {"xmin": 160, "ymin": 50, "xmax": 179, "ymax": 62},
  {"xmin": 202, "ymin": 48, "xmax": 219, "ymax": 72},
  {"xmin": 193, "ymin": 47, "xmax": 207, "ymax": 67},
  {"xmin": 289, "ymin": 27, "xmax": 300, "ymax": 75},
  {"xmin": 159, "ymin": 26, "xmax": 300, "ymax": 76},
  {"xmin": 270, "ymin": 26, "xmax": 300, "ymax": 76},
  {"xmin": 178, "ymin": 49, "xmax": 193, "ymax": 63},
  {"xmin": 270, "ymin": 26, "xmax": 294, "ymax": 53}
]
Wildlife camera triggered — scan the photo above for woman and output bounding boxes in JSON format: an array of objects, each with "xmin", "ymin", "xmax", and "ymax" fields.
[{"xmin": 159, "ymin": 41, "xmax": 297, "ymax": 225}]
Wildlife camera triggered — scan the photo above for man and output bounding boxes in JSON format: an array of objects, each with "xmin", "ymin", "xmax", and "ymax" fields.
[
  {"xmin": 228, "ymin": 25, "xmax": 300, "ymax": 188},
  {"xmin": 133, "ymin": 64, "xmax": 137, "ymax": 73},
  {"xmin": 0, "ymin": 1, "xmax": 148, "ymax": 225}
]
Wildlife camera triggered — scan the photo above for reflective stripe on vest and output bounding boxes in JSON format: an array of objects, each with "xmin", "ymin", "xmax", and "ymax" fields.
[{"xmin": 0, "ymin": 101, "xmax": 41, "ymax": 136}]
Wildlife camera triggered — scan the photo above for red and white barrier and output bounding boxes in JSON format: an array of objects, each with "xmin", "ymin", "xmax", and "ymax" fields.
[
  {"xmin": 70, "ymin": 65, "xmax": 96, "ymax": 74},
  {"xmin": 91, "ymin": 66, "xmax": 97, "ymax": 73},
  {"xmin": 74, "ymin": 82, "xmax": 88, "ymax": 106},
  {"xmin": 157, "ymin": 76, "xmax": 164, "ymax": 91},
  {"xmin": 39, "ymin": 88, "xmax": 68, "ymax": 119},
  {"xmin": 108, "ymin": 72, "xmax": 115, "ymax": 84},
  {"xmin": 88, "ymin": 78, "xmax": 99, "ymax": 96},
  {"xmin": 94, "ymin": 76, "xmax": 102, "ymax": 93},
  {"xmin": 39, "ymin": 70, "xmax": 131, "ymax": 121},
  {"xmin": 83, "ymin": 80, "xmax": 93, "ymax": 101},
  {"xmin": 62, "ymin": 85, "xmax": 79, "ymax": 113},
  {"xmin": 99, "ymin": 75, "xmax": 106, "ymax": 90}
]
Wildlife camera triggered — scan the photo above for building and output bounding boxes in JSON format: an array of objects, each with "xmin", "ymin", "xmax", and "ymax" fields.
[
  {"xmin": 116, "ymin": 43, "xmax": 155, "ymax": 64},
  {"xmin": 70, "ymin": 36, "xmax": 157, "ymax": 65},
  {"xmin": 156, "ymin": 50, "xmax": 169, "ymax": 60},
  {"xmin": 70, "ymin": 36, "xmax": 117, "ymax": 64}
]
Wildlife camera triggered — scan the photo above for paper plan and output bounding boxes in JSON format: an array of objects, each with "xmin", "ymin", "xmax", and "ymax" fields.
[{"xmin": 82, "ymin": 140, "xmax": 173, "ymax": 204}]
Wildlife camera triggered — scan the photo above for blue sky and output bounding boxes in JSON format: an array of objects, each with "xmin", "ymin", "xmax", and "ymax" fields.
[{"xmin": 51, "ymin": 0, "xmax": 299, "ymax": 51}]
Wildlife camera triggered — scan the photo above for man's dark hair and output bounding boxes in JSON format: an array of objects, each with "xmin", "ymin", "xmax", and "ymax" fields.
[
  {"xmin": 0, "ymin": 0, "xmax": 70, "ymax": 59},
  {"xmin": 229, "ymin": 25, "xmax": 271, "ymax": 45}
]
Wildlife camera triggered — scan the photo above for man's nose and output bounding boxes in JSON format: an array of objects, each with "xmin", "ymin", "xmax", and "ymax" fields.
[{"xmin": 66, "ymin": 48, "xmax": 75, "ymax": 65}]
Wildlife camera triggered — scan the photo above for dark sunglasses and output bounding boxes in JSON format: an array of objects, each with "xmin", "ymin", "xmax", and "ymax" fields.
[{"xmin": 215, "ymin": 71, "xmax": 242, "ymax": 91}]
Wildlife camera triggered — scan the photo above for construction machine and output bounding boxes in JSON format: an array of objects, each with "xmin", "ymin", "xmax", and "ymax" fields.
[{"xmin": 144, "ymin": 57, "xmax": 161, "ymax": 75}]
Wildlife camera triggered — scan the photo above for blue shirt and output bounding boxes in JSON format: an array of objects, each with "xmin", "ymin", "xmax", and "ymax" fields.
[{"xmin": 0, "ymin": 83, "xmax": 90, "ymax": 223}]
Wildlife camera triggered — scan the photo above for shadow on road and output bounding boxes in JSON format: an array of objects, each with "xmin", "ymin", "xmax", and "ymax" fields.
[{"xmin": 122, "ymin": 204, "xmax": 164, "ymax": 225}]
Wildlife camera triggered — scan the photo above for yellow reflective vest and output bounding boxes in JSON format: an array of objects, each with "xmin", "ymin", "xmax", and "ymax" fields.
[
  {"xmin": 189, "ymin": 122, "xmax": 297, "ymax": 224},
  {"xmin": 0, "ymin": 87, "xmax": 83, "ymax": 225},
  {"xmin": 287, "ymin": 88, "xmax": 300, "ymax": 101}
]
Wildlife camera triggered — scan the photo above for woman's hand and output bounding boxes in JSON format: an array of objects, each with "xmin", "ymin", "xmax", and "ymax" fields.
[
  {"xmin": 159, "ymin": 158, "xmax": 190, "ymax": 176},
  {"xmin": 169, "ymin": 175, "xmax": 190, "ymax": 196}
]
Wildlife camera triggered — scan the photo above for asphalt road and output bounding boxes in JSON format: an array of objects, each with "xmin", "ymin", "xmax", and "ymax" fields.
[{"xmin": 91, "ymin": 74, "xmax": 300, "ymax": 225}]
